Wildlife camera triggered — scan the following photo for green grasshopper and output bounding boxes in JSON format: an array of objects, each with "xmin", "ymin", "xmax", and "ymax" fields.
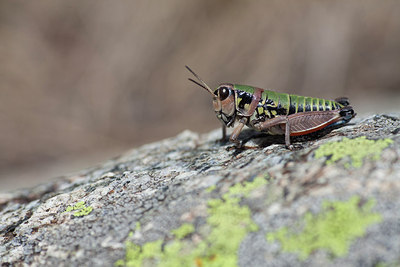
[{"xmin": 186, "ymin": 66, "xmax": 355, "ymax": 149}]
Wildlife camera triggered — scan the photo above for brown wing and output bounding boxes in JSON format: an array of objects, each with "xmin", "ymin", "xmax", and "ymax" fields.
[{"xmin": 288, "ymin": 110, "xmax": 341, "ymax": 136}]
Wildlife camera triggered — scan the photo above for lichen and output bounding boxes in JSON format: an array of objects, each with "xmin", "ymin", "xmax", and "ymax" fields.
[
  {"xmin": 266, "ymin": 196, "xmax": 382, "ymax": 260},
  {"xmin": 227, "ymin": 175, "xmax": 268, "ymax": 198},
  {"xmin": 374, "ymin": 261, "xmax": 400, "ymax": 267},
  {"xmin": 64, "ymin": 201, "xmax": 93, "ymax": 217},
  {"xmin": 135, "ymin": 222, "xmax": 141, "ymax": 232},
  {"xmin": 172, "ymin": 223, "xmax": 195, "ymax": 239},
  {"xmin": 205, "ymin": 185, "xmax": 216, "ymax": 193},
  {"xmin": 314, "ymin": 136, "xmax": 393, "ymax": 168},
  {"xmin": 115, "ymin": 176, "xmax": 268, "ymax": 267}
]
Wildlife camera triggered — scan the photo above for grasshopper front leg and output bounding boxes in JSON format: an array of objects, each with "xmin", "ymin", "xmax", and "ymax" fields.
[
  {"xmin": 229, "ymin": 118, "xmax": 247, "ymax": 148},
  {"xmin": 221, "ymin": 124, "xmax": 227, "ymax": 141}
]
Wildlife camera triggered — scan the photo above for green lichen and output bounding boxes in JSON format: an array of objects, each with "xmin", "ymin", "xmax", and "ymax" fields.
[
  {"xmin": 135, "ymin": 222, "xmax": 141, "ymax": 232},
  {"xmin": 64, "ymin": 201, "xmax": 93, "ymax": 217},
  {"xmin": 172, "ymin": 223, "xmax": 195, "ymax": 239},
  {"xmin": 314, "ymin": 136, "xmax": 393, "ymax": 168},
  {"xmin": 227, "ymin": 175, "xmax": 268, "ymax": 198},
  {"xmin": 374, "ymin": 261, "xmax": 400, "ymax": 267},
  {"xmin": 267, "ymin": 196, "xmax": 382, "ymax": 260},
  {"xmin": 203, "ymin": 188, "xmax": 259, "ymax": 266},
  {"xmin": 115, "ymin": 176, "xmax": 268, "ymax": 267},
  {"xmin": 206, "ymin": 184, "xmax": 216, "ymax": 193}
]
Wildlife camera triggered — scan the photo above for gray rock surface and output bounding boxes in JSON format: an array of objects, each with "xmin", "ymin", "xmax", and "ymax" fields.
[{"xmin": 1, "ymin": 113, "xmax": 400, "ymax": 266}]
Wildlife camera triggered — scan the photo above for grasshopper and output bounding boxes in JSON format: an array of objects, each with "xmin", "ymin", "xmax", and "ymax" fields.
[{"xmin": 186, "ymin": 66, "xmax": 356, "ymax": 149}]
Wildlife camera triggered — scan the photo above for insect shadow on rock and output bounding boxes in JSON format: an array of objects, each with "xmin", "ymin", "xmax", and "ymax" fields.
[{"xmin": 186, "ymin": 66, "xmax": 356, "ymax": 150}]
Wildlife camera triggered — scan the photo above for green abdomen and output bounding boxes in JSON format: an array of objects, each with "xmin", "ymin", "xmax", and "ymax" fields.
[
  {"xmin": 254, "ymin": 90, "xmax": 343, "ymax": 119},
  {"xmin": 288, "ymin": 94, "xmax": 342, "ymax": 114}
]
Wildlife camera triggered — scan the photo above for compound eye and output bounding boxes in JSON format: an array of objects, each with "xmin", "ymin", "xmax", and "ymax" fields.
[{"xmin": 218, "ymin": 87, "xmax": 230, "ymax": 101}]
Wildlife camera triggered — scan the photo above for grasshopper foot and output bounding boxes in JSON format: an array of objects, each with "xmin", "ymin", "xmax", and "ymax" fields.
[
  {"xmin": 226, "ymin": 139, "xmax": 245, "ymax": 151},
  {"xmin": 218, "ymin": 137, "xmax": 228, "ymax": 144},
  {"xmin": 286, "ymin": 144, "xmax": 303, "ymax": 151}
]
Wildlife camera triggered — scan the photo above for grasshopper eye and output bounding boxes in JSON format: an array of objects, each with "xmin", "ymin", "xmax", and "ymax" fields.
[{"xmin": 218, "ymin": 87, "xmax": 230, "ymax": 101}]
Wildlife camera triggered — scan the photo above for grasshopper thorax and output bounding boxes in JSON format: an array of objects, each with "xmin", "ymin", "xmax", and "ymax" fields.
[{"xmin": 213, "ymin": 84, "xmax": 236, "ymax": 127}]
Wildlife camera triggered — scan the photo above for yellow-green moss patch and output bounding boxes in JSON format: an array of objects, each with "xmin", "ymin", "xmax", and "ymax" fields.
[
  {"xmin": 206, "ymin": 185, "xmax": 216, "ymax": 193},
  {"xmin": 267, "ymin": 196, "xmax": 382, "ymax": 260},
  {"xmin": 172, "ymin": 223, "xmax": 195, "ymax": 239},
  {"xmin": 115, "ymin": 176, "xmax": 268, "ymax": 267},
  {"xmin": 64, "ymin": 201, "xmax": 93, "ymax": 217},
  {"xmin": 135, "ymin": 222, "xmax": 141, "ymax": 232},
  {"xmin": 314, "ymin": 136, "xmax": 393, "ymax": 168}
]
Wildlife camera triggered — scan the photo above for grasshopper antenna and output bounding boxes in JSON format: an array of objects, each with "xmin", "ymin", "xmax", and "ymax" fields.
[{"xmin": 185, "ymin": 65, "xmax": 214, "ymax": 96}]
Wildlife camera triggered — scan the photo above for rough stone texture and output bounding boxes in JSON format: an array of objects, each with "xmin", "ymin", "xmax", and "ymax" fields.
[{"xmin": 1, "ymin": 113, "xmax": 400, "ymax": 266}]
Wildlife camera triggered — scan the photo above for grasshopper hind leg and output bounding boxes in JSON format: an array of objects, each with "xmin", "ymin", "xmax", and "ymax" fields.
[
  {"xmin": 284, "ymin": 117, "xmax": 294, "ymax": 150},
  {"xmin": 254, "ymin": 109, "xmax": 353, "ymax": 149}
]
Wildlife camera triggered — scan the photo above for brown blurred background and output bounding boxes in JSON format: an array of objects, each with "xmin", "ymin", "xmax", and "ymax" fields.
[{"xmin": 1, "ymin": 1, "xmax": 400, "ymax": 191}]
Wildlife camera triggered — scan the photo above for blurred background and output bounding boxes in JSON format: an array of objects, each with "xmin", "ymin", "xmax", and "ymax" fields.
[{"xmin": 1, "ymin": 0, "xmax": 400, "ymax": 191}]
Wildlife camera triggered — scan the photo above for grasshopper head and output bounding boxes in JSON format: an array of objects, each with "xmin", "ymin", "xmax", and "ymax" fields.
[
  {"xmin": 186, "ymin": 66, "xmax": 236, "ymax": 127},
  {"xmin": 213, "ymin": 84, "xmax": 236, "ymax": 127}
]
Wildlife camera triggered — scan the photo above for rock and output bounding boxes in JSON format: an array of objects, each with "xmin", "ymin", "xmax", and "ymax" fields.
[{"xmin": 1, "ymin": 114, "xmax": 400, "ymax": 266}]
